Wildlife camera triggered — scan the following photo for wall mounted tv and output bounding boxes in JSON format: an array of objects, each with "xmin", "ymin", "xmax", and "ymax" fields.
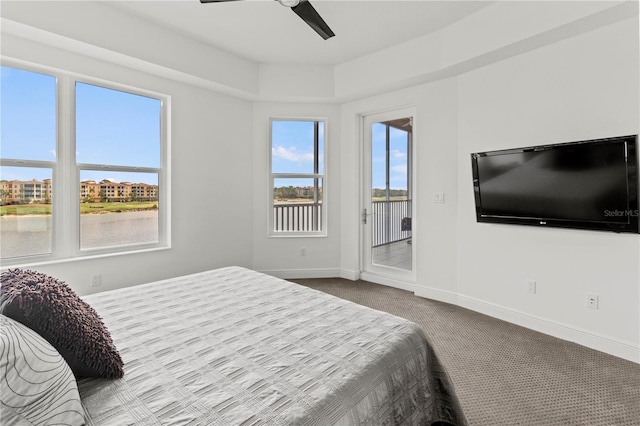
[{"xmin": 471, "ymin": 135, "xmax": 639, "ymax": 233}]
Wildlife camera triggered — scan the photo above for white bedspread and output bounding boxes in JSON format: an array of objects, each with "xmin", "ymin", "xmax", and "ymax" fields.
[{"xmin": 79, "ymin": 266, "xmax": 466, "ymax": 425}]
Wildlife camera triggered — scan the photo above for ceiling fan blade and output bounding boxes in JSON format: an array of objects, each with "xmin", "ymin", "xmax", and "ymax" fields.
[
  {"xmin": 291, "ymin": 0, "xmax": 335, "ymax": 40},
  {"xmin": 199, "ymin": 0, "xmax": 243, "ymax": 3}
]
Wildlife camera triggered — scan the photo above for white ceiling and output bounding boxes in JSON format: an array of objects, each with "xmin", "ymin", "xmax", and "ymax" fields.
[{"xmin": 107, "ymin": 0, "xmax": 493, "ymax": 66}]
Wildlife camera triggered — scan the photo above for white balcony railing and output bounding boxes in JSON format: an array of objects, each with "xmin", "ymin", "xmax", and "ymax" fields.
[
  {"xmin": 371, "ymin": 199, "xmax": 412, "ymax": 247},
  {"xmin": 273, "ymin": 203, "xmax": 322, "ymax": 232},
  {"xmin": 273, "ymin": 199, "xmax": 411, "ymax": 246}
]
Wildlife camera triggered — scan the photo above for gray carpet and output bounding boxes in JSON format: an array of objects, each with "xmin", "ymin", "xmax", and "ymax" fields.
[{"xmin": 289, "ymin": 277, "xmax": 640, "ymax": 426}]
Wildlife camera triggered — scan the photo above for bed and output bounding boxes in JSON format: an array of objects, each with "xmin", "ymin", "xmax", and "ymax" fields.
[{"xmin": 2, "ymin": 266, "xmax": 467, "ymax": 426}]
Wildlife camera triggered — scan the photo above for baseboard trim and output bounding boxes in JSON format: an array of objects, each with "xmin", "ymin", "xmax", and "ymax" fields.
[
  {"xmin": 456, "ymin": 294, "xmax": 640, "ymax": 364},
  {"xmin": 359, "ymin": 272, "xmax": 417, "ymax": 293},
  {"xmin": 259, "ymin": 268, "xmax": 639, "ymax": 363},
  {"xmin": 339, "ymin": 269, "xmax": 360, "ymax": 281},
  {"xmin": 414, "ymin": 285, "xmax": 459, "ymax": 305},
  {"xmin": 258, "ymin": 268, "xmax": 342, "ymax": 280}
]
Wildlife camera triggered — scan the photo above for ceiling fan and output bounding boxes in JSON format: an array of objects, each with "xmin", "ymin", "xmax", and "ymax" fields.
[{"xmin": 199, "ymin": 0, "xmax": 335, "ymax": 40}]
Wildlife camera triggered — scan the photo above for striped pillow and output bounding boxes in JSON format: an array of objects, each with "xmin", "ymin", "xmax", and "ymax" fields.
[{"xmin": 0, "ymin": 314, "xmax": 85, "ymax": 425}]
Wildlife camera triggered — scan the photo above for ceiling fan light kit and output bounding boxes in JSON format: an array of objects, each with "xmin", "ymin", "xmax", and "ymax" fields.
[
  {"xmin": 278, "ymin": 0, "xmax": 300, "ymax": 7},
  {"xmin": 199, "ymin": 0, "xmax": 335, "ymax": 40}
]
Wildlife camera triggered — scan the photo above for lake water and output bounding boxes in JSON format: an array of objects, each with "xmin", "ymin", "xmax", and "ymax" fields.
[{"xmin": 0, "ymin": 211, "xmax": 158, "ymax": 259}]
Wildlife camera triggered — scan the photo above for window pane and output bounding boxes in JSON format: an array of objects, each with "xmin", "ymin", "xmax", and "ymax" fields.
[
  {"xmin": 371, "ymin": 124, "xmax": 409, "ymax": 200},
  {"xmin": 272, "ymin": 120, "xmax": 323, "ymax": 174},
  {"xmin": 76, "ymin": 82, "xmax": 160, "ymax": 167},
  {"xmin": 0, "ymin": 67, "xmax": 56, "ymax": 161},
  {"xmin": 371, "ymin": 123, "xmax": 387, "ymax": 195},
  {"xmin": 80, "ymin": 171, "xmax": 158, "ymax": 250},
  {"xmin": 273, "ymin": 177, "xmax": 322, "ymax": 232},
  {"xmin": 318, "ymin": 121, "xmax": 325, "ymax": 174},
  {"xmin": 0, "ymin": 167, "xmax": 52, "ymax": 259}
]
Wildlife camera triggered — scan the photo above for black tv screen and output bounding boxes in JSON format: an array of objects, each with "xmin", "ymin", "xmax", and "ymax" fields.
[{"xmin": 471, "ymin": 135, "xmax": 639, "ymax": 233}]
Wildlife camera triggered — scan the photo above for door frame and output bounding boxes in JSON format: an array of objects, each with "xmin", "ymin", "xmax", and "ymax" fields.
[{"xmin": 360, "ymin": 106, "xmax": 417, "ymax": 289}]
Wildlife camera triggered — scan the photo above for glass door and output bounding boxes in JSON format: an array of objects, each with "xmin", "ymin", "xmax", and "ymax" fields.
[{"xmin": 362, "ymin": 109, "xmax": 415, "ymax": 282}]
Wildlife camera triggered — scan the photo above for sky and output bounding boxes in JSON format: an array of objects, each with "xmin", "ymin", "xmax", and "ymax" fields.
[
  {"xmin": 271, "ymin": 120, "xmax": 409, "ymax": 191},
  {"xmin": 272, "ymin": 120, "xmax": 324, "ymax": 173},
  {"xmin": 0, "ymin": 66, "xmax": 160, "ymax": 185},
  {"xmin": 1, "ymin": 66, "xmax": 408, "ymax": 191},
  {"xmin": 371, "ymin": 122, "xmax": 409, "ymax": 190},
  {"xmin": 271, "ymin": 120, "xmax": 324, "ymax": 189}
]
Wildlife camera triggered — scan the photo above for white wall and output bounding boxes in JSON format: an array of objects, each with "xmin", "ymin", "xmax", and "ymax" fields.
[
  {"xmin": 456, "ymin": 17, "xmax": 639, "ymax": 360},
  {"xmin": 251, "ymin": 102, "xmax": 342, "ymax": 278},
  {"xmin": 2, "ymin": 35, "xmax": 255, "ymax": 296}
]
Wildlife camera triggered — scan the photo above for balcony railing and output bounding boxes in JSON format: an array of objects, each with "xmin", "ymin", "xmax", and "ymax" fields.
[
  {"xmin": 273, "ymin": 200, "xmax": 411, "ymax": 246},
  {"xmin": 372, "ymin": 199, "xmax": 412, "ymax": 247},
  {"xmin": 273, "ymin": 203, "xmax": 322, "ymax": 232}
]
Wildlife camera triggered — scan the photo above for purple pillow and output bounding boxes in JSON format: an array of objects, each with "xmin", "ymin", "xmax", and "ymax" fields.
[{"xmin": 0, "ymin": 269, "xmax": 124, "ymax": 379}]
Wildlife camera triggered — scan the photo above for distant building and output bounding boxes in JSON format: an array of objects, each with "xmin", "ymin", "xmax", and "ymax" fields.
[
  {"xmin": 80, "ymin": 179, "xmax": 158, "ymax": 202},
  {"xmin": 295, "ymin": 186, "xmax": 323, "ymax": 198},
  {"xmin": 0, "ymin": 179, "xmax": 52, "ymax": 204},
  {"xmin": 0, "ymin": 178, "xmax": 157, "ymax": 204}
]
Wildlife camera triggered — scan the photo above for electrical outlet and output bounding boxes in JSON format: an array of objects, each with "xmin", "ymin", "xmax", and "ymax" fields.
[
  {"xmin": 433, "ymin": 192, "xmax": 445, "ymax": 203},
  {"xmin": 300, "ymin": 247, "xmax": 307, "ymax": 257},
  {"xmin": 526, "ymin": 280, "xmax": 536, "ymax": 294},
  {"xmin": 586, "ymin": 293, "xmax": 599, "ymax": 309},
  {"xmin": 91, "ymin": 273, "xmax": 102, "ymax": 287}
]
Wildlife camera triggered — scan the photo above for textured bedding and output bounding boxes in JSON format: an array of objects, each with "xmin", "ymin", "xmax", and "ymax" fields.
[{"xmin": 79, "ymin": 266, "xmax": 466, "ymax": 425}]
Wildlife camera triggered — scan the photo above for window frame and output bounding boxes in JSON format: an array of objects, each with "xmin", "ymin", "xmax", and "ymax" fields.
[
  {"xmin": 269, "ymin": 117, "xmax": 327, "ymax": 237},
  {"xmin": 0, "ymin": 61, "xmax": 170, "ymax": 266}
]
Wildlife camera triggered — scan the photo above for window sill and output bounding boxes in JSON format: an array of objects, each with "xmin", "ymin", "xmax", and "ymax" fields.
[{"xmin": 0, "ymin": 245, "xmax": 171, "ymax": 270}]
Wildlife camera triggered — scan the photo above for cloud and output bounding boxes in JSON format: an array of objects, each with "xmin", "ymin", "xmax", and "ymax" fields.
[
  {"xmin": 272, "ymin": 146, "xmax": 314, "ymax": 162},
  {"xmin": 391, "ymin": 149, "xmax": 406, "ymax": 159}
]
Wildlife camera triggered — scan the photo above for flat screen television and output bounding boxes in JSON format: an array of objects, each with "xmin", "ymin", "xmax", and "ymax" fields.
[{"xmin": 471, "ymin": 135, "xmax": 639, "ymax": 233}]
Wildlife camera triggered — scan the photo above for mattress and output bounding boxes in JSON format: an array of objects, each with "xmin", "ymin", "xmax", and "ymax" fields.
[{"xmin": 79, "ymin": 266, "xmax": 466, "ymax": 425}]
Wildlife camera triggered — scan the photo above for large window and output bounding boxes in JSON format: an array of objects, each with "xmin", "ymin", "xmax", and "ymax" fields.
[
  {"xmin": 76, "ymin": 82, "xmax": 161, "ymax": 250},
  {"xmin": 0, "ymin": 67, "xmax": 56, "ymax": 259},
  {"xmin": 0, "ymin": 65, "xmax": 168, "ymax": 264},
  {"xmin": 270, "ymin": 119, "xmax": 326, "ymax": 235}
]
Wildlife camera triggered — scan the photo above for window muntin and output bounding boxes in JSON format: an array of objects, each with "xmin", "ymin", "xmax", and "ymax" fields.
[
  {"xmin": 0, "ymin": 64, "xmax": 168, "ymax": 265},
  {"xmin": 270, "ymin": 119, "xmax": 325, "ymax": 235},
  {"xmin": 0, "ymin": 66, "xmax": 56, "ymax": 260}
]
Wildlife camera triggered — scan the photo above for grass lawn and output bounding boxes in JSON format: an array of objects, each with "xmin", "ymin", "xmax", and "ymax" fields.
[{"xmin": 0, "ymin": 201, "xmax": 158, "ymax": 216}]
